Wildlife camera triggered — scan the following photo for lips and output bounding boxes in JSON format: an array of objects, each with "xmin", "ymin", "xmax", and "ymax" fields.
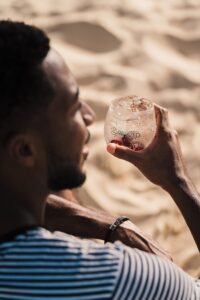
[
  {"xmin": 85, "ymin": 130, "xmax": 91, "ymax": 144},
  {"xmin": 82, "ymin": 130, "xmax": 90, "ymax": 162}
]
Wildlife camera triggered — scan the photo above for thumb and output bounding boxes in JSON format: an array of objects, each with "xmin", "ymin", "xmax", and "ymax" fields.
[
  {"xmin": 107, "ymin": 143, "xmax": 141, "ymax": 163},
  {"xmin": 154, "ymin": 104, "xmax": 170, "ymax": 134}
]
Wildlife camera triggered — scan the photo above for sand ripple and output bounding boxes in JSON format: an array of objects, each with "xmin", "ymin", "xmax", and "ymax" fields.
[{"xmin": 48, "ymin": 21, "xmax": 122, "ymax": 53}]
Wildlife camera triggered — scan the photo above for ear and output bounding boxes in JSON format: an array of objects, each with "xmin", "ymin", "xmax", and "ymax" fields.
[{"xmin": 7, "ymin": 133, "xmax": 37, "ymax": 167}]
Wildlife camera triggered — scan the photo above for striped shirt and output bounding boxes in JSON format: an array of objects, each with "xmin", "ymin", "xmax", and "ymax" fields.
[{"xmin": 0, "ymin": 227, "xmax": 199, "ymax": 300}]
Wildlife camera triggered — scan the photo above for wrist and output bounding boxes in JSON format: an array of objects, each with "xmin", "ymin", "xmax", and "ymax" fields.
[
  {"xmin": 104, "ymin": 216, "xmax": 129, "ymax": 244},
  {"xmin": 161, "ymin": 171, "xmax": 191, "ymax": 194},
  {"xmin": 162, "ymin": 172, "xmax": 199, "ymax": 207}
]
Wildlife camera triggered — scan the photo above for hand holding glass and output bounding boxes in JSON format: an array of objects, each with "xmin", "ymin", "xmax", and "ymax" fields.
[{"xmin": 104, "ymin": 95, "xmax": 156, "ymax": 151}]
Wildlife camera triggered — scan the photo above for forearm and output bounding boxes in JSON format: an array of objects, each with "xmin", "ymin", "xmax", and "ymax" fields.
[
  {"xmin": 45, "ymin": 194, "xmax": 112, "ymax": 240},
  {"xmin": 164, "ymin": 175, "xmax": 200, "ymax": 251},
  {"xmin": 45, "ymin": 194, "xmax": 171, "ymax": 260}
]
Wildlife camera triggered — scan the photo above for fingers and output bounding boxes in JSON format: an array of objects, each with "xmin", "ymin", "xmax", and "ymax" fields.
[
  {"xmin": 154, "ymin": 104, "xmax": 170, "ymax": 132},
  {"xmin": 107, "ymin": 143, "xmax": 141, "ymax": 163},
  {"xmin": 153, "ymin": 104, "xmax": 175, "ymax": 145},
  {"xmin": 107, "ymin": 143, "xmax": 117, "ymax": 155}
]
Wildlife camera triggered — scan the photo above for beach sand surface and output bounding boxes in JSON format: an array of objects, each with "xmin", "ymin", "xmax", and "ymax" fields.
[{"xmin": 0, "ymin": 0, "xmax": 200, "ymax": 277}]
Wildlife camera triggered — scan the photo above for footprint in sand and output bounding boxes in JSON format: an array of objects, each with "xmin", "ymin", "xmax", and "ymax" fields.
[
  {"xmin": 47, "ymin": 21, "xmax": 122, "ymax": 53},
  {"xmin": 161, "ymin": 34, "xmax": 200, "ymax": 59},
  {"xmin": 143, "ymin": 33, "xmax": 200, "ymax": 84}
]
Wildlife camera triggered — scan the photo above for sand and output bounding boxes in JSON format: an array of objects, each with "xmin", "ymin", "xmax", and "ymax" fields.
[{"xmin": 0, "ymin": 0, "xmax": 199, "ymax": 277}]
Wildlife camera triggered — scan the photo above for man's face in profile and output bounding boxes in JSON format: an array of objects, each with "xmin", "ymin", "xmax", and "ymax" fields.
[{"xmin": 41, "ymin": 50, "xmax": 94, "ymax": 191}]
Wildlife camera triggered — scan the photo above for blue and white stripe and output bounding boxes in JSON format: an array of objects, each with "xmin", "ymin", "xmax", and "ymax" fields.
[{"xmin": 0, "ymin": 227, "xmax": 199, "ymax": 299}]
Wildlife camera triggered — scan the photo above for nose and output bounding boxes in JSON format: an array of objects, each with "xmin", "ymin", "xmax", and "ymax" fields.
[{"xmin": 81, "ymin": 102, "xmax": 96, "ymax": 126}]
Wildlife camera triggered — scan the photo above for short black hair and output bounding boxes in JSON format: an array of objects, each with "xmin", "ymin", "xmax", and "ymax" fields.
[{"xmin": 0, "ymin": 20, "xmax": 54, "ymax": 140}]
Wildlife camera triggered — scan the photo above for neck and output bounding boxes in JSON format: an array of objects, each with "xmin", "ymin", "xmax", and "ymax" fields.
[{"xmin": 0, "ymin": 192, "xmax": 47, "ymax": 237}]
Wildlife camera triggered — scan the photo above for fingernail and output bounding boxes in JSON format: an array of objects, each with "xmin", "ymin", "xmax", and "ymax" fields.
[{"xmin": 107, "ymin": 143, "xmax": 117, "ymax": 154}]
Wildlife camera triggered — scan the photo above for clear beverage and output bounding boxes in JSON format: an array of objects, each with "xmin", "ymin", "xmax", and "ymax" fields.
[{"xmin": 104, "ymin": 95, "xmax": 157, "ymax": 151}]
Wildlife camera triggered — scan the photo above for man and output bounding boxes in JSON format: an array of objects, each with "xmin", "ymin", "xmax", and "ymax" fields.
[{"xmin": 0, "ymin": 20, "xmax": 199, "ymax": 299}]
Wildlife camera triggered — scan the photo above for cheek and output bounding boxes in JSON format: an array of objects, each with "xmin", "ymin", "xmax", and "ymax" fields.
[
  {"xmin": 67, "ymin": 117, "xmax": 86, "ymax": 153},
  {"xmin": 47, "ymin": 112, "xmax": 86, "ymax": 164}
]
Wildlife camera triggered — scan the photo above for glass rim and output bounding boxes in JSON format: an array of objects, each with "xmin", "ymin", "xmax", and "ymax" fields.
[{"xmin": 109, "ymin": 95, "xmax": 154, "ymax": 113}]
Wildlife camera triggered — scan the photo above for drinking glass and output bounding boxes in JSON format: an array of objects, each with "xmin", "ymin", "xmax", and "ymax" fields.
[{"xmin": 104, "ymin": 95, "xmax": 157, "ymax": 151}]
